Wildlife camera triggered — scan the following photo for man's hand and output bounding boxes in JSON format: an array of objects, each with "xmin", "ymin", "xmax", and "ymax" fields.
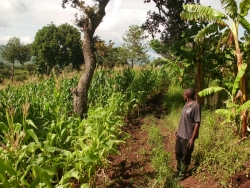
[
  {"xmin": 187, "ymin": 139, "xmax": 194, "ymax": 148},
  {"xmin": 174, "ymin": 131, "xmax": 177, "ymax": 138}
]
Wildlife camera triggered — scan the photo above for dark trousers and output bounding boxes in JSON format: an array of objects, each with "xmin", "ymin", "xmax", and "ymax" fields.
[{"xmin": 175, "ymin": 136, "xmax": 194, "ymax": 165}]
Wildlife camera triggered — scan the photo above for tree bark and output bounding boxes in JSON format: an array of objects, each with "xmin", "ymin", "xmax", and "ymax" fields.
[
  {"xmin": 72, "ymin": 32, "xmax": 96, "ymax": 119},
  {"xmin": 70, "ymin": 0, "xmax": 110, "ymax": 119}
]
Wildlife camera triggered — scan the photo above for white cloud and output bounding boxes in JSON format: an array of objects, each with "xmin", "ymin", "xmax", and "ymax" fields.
[
  {"xmin": 0, "ymin": 19, "xmax": 11, "ymax": 28},
  {"xmin": 0, "ymin": 35, "xmax": 12, "ymax": 45},
  {"xmin": 0, "ymin": 0, "xmax": 247, "ymax": 46}
]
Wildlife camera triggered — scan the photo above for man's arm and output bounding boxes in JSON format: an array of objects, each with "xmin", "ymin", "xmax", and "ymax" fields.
[{"xmin": 187, "ymin": 122, "xmax": 200, "ymax": 148}]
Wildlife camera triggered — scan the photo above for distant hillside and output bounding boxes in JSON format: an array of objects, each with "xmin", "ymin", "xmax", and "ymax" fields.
[{"xmin": 0, "ymin": 53, "xmax": 33, "ymax": 66}]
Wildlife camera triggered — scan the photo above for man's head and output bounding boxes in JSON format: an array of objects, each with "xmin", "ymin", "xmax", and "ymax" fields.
[{"xmin": 183, "ymin": 88, "xmax": 196, "ymax": 101}]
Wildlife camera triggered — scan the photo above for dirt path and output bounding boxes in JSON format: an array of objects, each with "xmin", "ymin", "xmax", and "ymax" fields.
[
  {"xmin": 96, "ymin": 115, "xmax": 250, "ymax": 187},
  {"xmin": 95, "ymin": 94, "xmax": 250, "ymax": 188}
]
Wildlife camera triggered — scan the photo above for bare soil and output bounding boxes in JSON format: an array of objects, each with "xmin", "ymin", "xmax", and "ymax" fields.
[{"xmin": 95, "ymin": 94, "xmax": 250, "ymax": 188}]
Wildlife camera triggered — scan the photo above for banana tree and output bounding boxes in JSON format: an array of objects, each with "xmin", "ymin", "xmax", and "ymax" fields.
[{"xmin": 180, "ymin": 0, "xmax": 250, "ymax": 137}]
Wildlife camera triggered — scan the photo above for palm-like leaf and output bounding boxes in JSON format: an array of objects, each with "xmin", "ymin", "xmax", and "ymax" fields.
[
  {"xmin": 181, "ymin": 5, "xmax": 227, "ymax": 22},
  {"xmin": 239, "ymin": 100, "xmax": 250, "ymax": 111},
  {"xmin": 197, "ymin": 86, "xmax": 225, "ymax": 97},
  {"xmin": 239, "ymin": 17, "xmax": 250, "ymax": 33},
  {"xmin": 195, "ymin": 22, "xmax": 227, "ymax": 42},
  {"xmin": 232, "ymin": 63, "xmax": 247, "ymax": 94},
  {"xmin": 240, "ymin": 0, "xmax": 250, "ymax": 16},
  {"xmin": 221, "ymin": 0, "xmax": 238, "ymax": 19}
]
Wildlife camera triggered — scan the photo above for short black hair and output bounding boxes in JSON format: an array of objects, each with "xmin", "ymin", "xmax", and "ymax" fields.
[{"xmin": 185, "ymin": 88, "xmax": 196, "ymax": 100}]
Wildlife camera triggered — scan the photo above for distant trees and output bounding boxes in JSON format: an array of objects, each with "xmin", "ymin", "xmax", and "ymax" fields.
[
  {"xmin": 32, "ymin": 23, "xmax": 83, "ymax": 76},
  {"xmin": 0, "ymin": 37, "xmax": 31, "ymax": 83},
  {"xmin": 94, "ymin": 37, "xmax": 128, "ymax": 68},
  {"xmin": 122, "ymin": 25, "xmax": 149, "ymax": 68}
]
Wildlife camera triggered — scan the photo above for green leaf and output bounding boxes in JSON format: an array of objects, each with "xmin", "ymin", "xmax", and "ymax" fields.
[
  {"xmin": 0, "ymin": 169, "xmax": 11, "ymax": 188},
  {"xmin": 80, "ymin": 184, "xmax": 91, "ymax": 188},
  {"xmin": 195, "ymin": 22, "xmax": 227, "ymax": 43},
  {"xmin": 240, "ymin": 0, "xmax": 250, "ymax": 17},
  {"xmin": 232, "ymin": 63, "xmax": 247, "ymax": 95},
  {"xmin": 0, "ymin": 158, "xmax": 16, "ymax": 177},
  {"xmin": 239, "ymin": 17, "xmax": 250, "ymax": 33},
  {"xmin": 25, "ymin": 119, "xmax": 38, "ymax": 129},
  {"xmin": 32, "ymin": 165, "xmax": 53, "ymax": 188},
  {"xmin": 239, "ymin": 100, "xmax": 250, "ymax": 111},
  {"xmin": 221, "ymin": 0, "xmax": 238, "ymax": 19},
  {"xmin": 197, "ymin": 87, "xmax": 225, "ymax": 97},
  {"xmin": 181, "ymin": 5, "xmax": 227, "ymax": 21},
  {"xmin": 45, "ymin": 146, "xmax": 61, "ymax": 153},
  {"xmin": 59, "ymin": 170, "xmax": 79, "ymax": 185},
  {"xmin": 27, "ymin": 129, "xmax": 40, "ymax": 145},
  {"xmin": 0, "ymin": 122, "xmax": 9, "ymax": 134},
  {"xmin": 77, "ymin": 157, "xmax": 94, "ymax": 163}
]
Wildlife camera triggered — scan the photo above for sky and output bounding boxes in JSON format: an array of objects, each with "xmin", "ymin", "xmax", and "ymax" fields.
[{"xmin": 0, "ymin": 0, "xmax": 246, "ymax": 48}]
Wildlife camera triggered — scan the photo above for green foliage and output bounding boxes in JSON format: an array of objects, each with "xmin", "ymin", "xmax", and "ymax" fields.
[
  {"xmin": 32, "ymin": 23, "xmax": 83, "ymax": 75},
  {"xmin": 163, "ymin": 86, "xmax": 250, "ymax": 187},
  {"xmin": 0, "ymin": 37, "xmax": 31, "ymax": 65},
  {"xmin": 193, "ymin": 111, "xmax": 250, "ymax": 186},
  {"xmin": 122, "ymin": 25, "xmax": 149, "ymax": 68},
  {"xmin": 89, "ymin": 67, "xmax": 170, "ymax": 116},
  {"xmin": 198, "ymin": 64, "xmax": 249, "ymax": 131},
  {"xmin": 0, "ymin": 37, "xmax": 31, "ymax": 83},
  {"xmin": 145, "ymin": 120, "xmax": 180, "ymax": 188},
  {"xmin": 0, "ymin": 67, "xmax": 170, "ymax": 187}
]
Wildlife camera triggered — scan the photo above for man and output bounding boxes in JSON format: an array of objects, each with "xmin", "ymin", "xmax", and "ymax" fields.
[{"xmin": 174, "ymin": 88, "xmax": 201, "ymax": 181}]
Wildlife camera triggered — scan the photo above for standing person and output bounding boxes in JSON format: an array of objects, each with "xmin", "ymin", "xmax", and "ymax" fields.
[{"xmin": 174, "ymin": 88, "xmax": 201, "ymax": 181}]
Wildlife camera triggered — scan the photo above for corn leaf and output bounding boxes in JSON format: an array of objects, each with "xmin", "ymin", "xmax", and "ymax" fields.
[
  {"xmin": 198, "ymin": 87, "xmax": 225, "ymax": 97},
  {"xmin": 32, "ymin": 165, "xmax": 53, "ymax": 188},
  {"xmin": 27, "ymin": 129, "xmax": 40, "ymax": 145},
  {"xmin": 0, "ymin": 169, "xmax": 11, "ymax": 188},
  {"xmin": 0, "ymin": 122, "xmax": 9, "ymax": 134},
  {"xmin": 25, "ymin": 119, "xmax": 38, "ymax": 129},
  {"xmin": 59, "ymin": 170, "xmax": 79, "ymax": 185}
]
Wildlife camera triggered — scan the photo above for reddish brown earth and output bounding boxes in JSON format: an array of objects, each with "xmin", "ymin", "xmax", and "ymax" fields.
[{"xmin": 95, "ymin": 95, "xmax": 250, "ymax": 188}]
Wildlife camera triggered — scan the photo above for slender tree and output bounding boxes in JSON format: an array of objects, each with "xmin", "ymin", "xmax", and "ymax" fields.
[
  {"xmin": 122, "ymin": 25, "xmax": 149, "ymax": 68},
  {"xmin": 180, "ymin": 0, "xmax": 250, "ymax": 137},
  {"xmin": 0, "ymin": 37, "xmax": 31, "ymax": 83},
  {"xmin": 62, "ymin": 0, "xmax": 110, "ymax": 119}
]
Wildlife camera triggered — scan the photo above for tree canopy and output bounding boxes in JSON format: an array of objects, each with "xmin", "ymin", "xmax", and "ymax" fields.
[
  {"xmin": 0, "ymin": 37, "xmax": 31, "ymax": 83},
  {"xmin": 122, "ymin": 25, "xmax": 149, "ymax": 68},
  {"xmin": 32, "ymin": 23, "xmax": 83, "ymax": 75},
  {"xmin": 142, "ymin": 0, "xmax": 200, "ymax": 43}
]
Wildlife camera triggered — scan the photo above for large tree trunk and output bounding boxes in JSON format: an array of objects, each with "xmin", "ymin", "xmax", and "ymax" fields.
[
  {"xmin": 64, "ymin": 0, "xmax": 110, "ymax": 119},
  {"xmin": 72, "ymin": 32, "xmax": 96, "ymax": 119}
]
